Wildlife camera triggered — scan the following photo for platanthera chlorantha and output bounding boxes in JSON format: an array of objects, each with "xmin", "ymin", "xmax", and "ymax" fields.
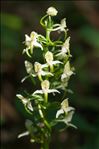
[{"xmin": 16, "ymin": 6, "xmax": 77, "ymax": 149}]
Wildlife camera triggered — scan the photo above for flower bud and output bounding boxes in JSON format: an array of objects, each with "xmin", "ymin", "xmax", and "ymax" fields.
[{"xmin": 47, "ymin": 7, "xmax": 58, "ymax": 16}]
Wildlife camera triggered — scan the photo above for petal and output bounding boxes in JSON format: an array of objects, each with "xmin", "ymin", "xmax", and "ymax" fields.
[
  {"xmin": 27, "ymin": 101, "xmax": 33, "ymax": 111},
  {"xmin": 56, "ymin": 109, "xmax": 64, "ymax": 118},
  {"xmin": 63, "ymin": 37, "xmax": 70, "ymax": 50},
  {"xmin": 61, "ymin": 47, "xmax": 68, "ymax": 53},
  {"xmin": 16, "ymin": 94, "xmax": 27, "ymax": 105},
  {"xmin": 61, "ymin": 73, "xmax": 67, "ymax": 81},
  {"xmin": 48, "ymin": 89, "xmax": 60, "ymax": 94},
  {"xmin": 23, "ymin": 48, "xmax": 32, "ymax": 57},
  {"xmin": 21, "ymin": 75, "xmax": 30, "ymax": 83},
  {"xmin": 31, "ymin": 74, "xmax": 36, "ymax": 77},
  {"xmin": 41, "ymin": 63, "xmax": 48, "ymax": 68},
  {"xmin": 56, "ymin": 52, "xmax": 62, "ymax": 57},
  {"xmin": 53, "ymin": 23, "xmax": 60, "ymax": 27},
  {"xmin": 67, "ymin": 71, "xmax": 73, "ymax": 77},
  {"xmin": 67, "ymin": 123, "xmax": 77, "ymax": 129},
  {"xmin": 25, "ymin": 34, "xmax": 31, "ymax": 42},
  {"xmin": 33, "ymin": 90, "xmax": 43, "ymax": 95},
  {"xmin": 56, "ymin": 52, "xmax": 67, "ymax": 59},
  {"xmin": 63, "ymin": 111, "xmax": 74, "ymax": 124},
  {"xmin": 18, "ymin": 131, "xmax": 29, "ymax": 138},
  {"xmin": 64, "ymin": 107, "xmax": 75, "ymax": 113},
  {"xmin": 61, "ymin": 18, "xmax": 66, "ymax": 28},
  {"xmin": 34, "ymin": 41, "xmax": 43, "ymax": 50},
  {"xmin": 61, "ymin": 99, "xmax": 69, "ymax": 109},
  {"xmin": 41, "ymin": 71, "xmax": 53, "ymax": 76},
  {"xmin": 52, "ymin": 60, "xmax": 63, "ymax": 65}
]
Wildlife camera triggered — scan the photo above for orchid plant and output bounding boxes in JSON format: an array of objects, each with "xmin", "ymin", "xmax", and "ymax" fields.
[{"xmin": 16, "ymin": 6, "xmax": 76, "ymax": 149}]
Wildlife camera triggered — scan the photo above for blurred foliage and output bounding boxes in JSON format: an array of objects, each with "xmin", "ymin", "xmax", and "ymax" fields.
[
  {"xmin": 1, "ymin": 1, "xmax": 99, "ymax": 149},
  {"xmin": 1, "ymin": 13, "xmax": 23, "ymax": 62}
]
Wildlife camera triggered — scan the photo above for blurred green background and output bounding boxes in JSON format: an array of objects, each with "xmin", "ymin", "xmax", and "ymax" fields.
[{"xmin": 1, "ymin": 1, "xmax": 99, "ymax": 149}]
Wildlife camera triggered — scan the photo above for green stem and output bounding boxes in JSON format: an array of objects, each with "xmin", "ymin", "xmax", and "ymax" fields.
[
  {"xmin": 50, "ymin": 64, "xmax": 54, "ymax": 72},
  {"xmin": 40, "ymin": 14, "xmax": 48, "ymax": 27},
  {"xmin": 46, "ymin": 29, "xmax": 50, "ymax": 41},
  {"xmin": 38, "ymin": 74, "xmax": 43, "ymax": 82},
  {"xmin": 44, "ymin": 92, "xmax": 48, "ymax": 103},
  {"xmin": 41, "ymin": 140, "xmax": 49, "ymax": 149},
  {"xmin": 38, "ymin": 105, "xmax": 51, "ymax": 131}
]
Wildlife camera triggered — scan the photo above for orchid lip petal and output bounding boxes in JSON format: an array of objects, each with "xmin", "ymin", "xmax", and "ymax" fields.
[{"xmin": 18, "ymin": 131, "xmax": 29, "ymax": 138}]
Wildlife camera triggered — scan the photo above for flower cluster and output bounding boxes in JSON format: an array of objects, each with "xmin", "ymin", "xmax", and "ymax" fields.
[{"xmin": 17, "ymin": 6, "xmax": 76, "ymax": 147}]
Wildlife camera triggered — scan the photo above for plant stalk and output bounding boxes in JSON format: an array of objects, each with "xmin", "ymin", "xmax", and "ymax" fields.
[{"xmin": 41, "ymin": 140, "xmax": 50, "ymax": 149}]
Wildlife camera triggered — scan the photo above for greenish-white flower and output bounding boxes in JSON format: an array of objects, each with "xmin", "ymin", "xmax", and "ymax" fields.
[
  {"xmin": 18, "ymin": 119, "xmax": 33, "ymax": 138},
  {"xmin": 56, "ymin": 99, "xmax": 74, "ymax": 118},
  {"xmin": 56, "ymin": 37, "xmax": 70, "ymax": 58},
  {"xmin": 34, "ymin": 62, "xmax": 53, "ymax": 76},
  {"xmin": 34, "ymin": 62, "xmax": 53, "ymax": 81},
  {"xmin": 56, "ymin": 99, "xmax": 76, "ymax": 127},
  {"xmin": 16, "ymin": 94, "xmax": 33, "ymax": 111},
  {"xmin": 47, "ymin": 7, "xmax": 58, "ymax": 16},
  {"xmin": 52, "ymin": 18, "xmax": 67, "ymax": 32},
  {"xmin": 61, "ymin": 61, "xmax": 73, "ymax": 82},
  {"xmin": 23, "ymin": 31, "xmax": 43, "ymax": 57},
  {"xmin": 21, "ymin": 61, "xmax": 36, "ymax": 83},
  {"xmin": 25, "ymin": 61, "xmax": 34, "ymax": 74},
  {"xmin": 33, "ymin": 80, "xmax": 60, "ymax": 96},
  {"xmin": 45, "ymin": 51, "xmax": 62, "ymax": 71}
]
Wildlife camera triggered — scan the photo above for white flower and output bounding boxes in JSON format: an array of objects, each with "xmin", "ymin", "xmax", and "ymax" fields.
[
  {"xmin": 23, "ymin": 31, "xmax": 43, "ymax": 57},
  {"xmin": 34, "ymin": 62, "xmax": 53, "ymax": 76},
  {"xmin": 52, "ymin": 18, "xmax": 67, "ymax": 32},
  {"xmin": 56, "ymin": 99, "xmax": 74, "ymax": 118},
  {"xmin": 56, "ymin": 99, "xmax": 76, "ymax": 128},
  {"xmin": 34, "ymin": 62, "xmax": 53, "ymax": 81},
  {"xmin": 18, "ymin": 119, "xmax": 33, "ymax": 138},
  {"xmin": 57, "ymin": 61, "xmax": 74, "ymax": 90},
  {"xmin": 56, "ymin": 37, "xmax": 70, "ymax": 58},
  {"xmin": 21, "ymin": 61, "xmax": 36, "ymax": 83},
  {"xmin": 62, "ymin": 37, "xmax": 70, "ymax": 53},
  {"xmin": 45, "ymin": 51, "xmax": 62, "ymax": 71},
  {"xmin": 16, "ymin": 94, "xmax": 33, "ymax": 112},
  {"xmin": 22, "ymin": 61, "xmax": 53, "ymax": 82},
  {"xmin": 47, "ymin": 7, "xmax": 58, "ymax": 16},
  {"xmin": 33, "ymin": 80, "xmax": 60, "ymax": 98},
  {"xmin": 61, "ymin": 61, "xmax": 73, "ymax": 82}
]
